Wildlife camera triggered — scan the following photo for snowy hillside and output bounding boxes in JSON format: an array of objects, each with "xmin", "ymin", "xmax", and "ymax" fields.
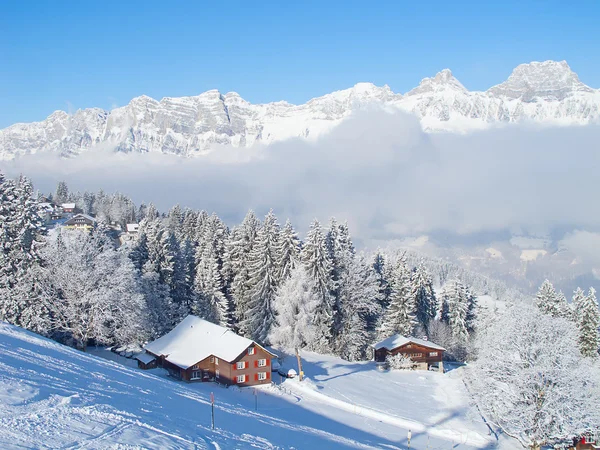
[
  {"xmin": 1, "ymin": 60, "xmax": 599, "ymax": 159},
  {"xmin": 0, "ymin": 322, "xmax": 503, "ymax": 449}
]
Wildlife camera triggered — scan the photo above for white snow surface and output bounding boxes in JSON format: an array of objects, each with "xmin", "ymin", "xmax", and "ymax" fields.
[
  {"xmin": 144, "ymin": 315, "xmax": 257, "ymax": 368},
  {"xmin": 0, "ymin": 321, "xmax": 510, "ymax": 449},
  {"xmin": 373, "ymin": 334, "xmax": 446, "ymax": 351},
  {"xmin": 1, "ymin": 60, "xmax": 599, "ymax": 159}
]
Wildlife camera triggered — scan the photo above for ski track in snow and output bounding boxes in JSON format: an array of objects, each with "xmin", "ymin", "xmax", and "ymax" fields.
[{"xmin": 0, "ymin": 323, "xmax": 507, "ymax": 449}]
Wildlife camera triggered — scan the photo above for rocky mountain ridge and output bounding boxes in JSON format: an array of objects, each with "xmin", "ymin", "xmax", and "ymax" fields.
[{"xmin": 1, "ymin": 60, "xmax": 599, "ymax": 159}]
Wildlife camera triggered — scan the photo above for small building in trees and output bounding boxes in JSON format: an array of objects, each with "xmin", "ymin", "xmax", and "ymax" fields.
[
  {"xmin": 372, "ymin": 335, "xmax": 445, "ymax": 372},
  {"xmin": 63, "ymin": 214, "xmax": 96, "ymax": 232},
  {"xmin": 143, "ymin": 315, "xmax": 277, "ymax": 386},
  {"xmin": 61, "ymin": 203, "xmax": 81, "ymax": 214}
]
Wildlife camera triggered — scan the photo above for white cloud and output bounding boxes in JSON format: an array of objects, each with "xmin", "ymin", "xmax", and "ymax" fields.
[{"xmin": 3, "ymin": 109, "xmax": 600, "ymax": 244}]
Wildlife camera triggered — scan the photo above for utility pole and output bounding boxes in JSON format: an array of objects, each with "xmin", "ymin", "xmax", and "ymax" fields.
[{"xmin": 210, "ymin": 392, "xmax": 215, "ymax": 430}]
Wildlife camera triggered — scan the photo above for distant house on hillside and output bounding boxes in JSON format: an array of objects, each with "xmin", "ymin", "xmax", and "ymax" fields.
[
  {"xmin": 126, "ymin": 223, "xmax": 139, "ymax": 235},
  {"xmin": 143, "ymin": 316, "xmax": 277, "ymax": 386},
  {"xmin": 63, "ymin": 214, "xmax": 96, "ymax": 232},
  {"xmin": 61, "ymin": 203, "xmax": 80, "ymax": 214},
  {"xmin": 373, "ymin": 335, "xmax": 445, "ymax": 372}
]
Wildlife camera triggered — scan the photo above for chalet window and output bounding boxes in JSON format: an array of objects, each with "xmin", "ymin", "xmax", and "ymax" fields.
[
  {"xmin": 237, "ymin": 361, "xmax": 246, "ymax": 370},
  {"xmin": 236, "ymin": 374, "xmax": 246, "ymax": 383},
  {"xmin": 210, "ymin": 357, "xmax": 214, "ymax": 363},
  {"xmin": 247, "ymin": 347, "xmax": 255, "ymax": 355},
  {"xmin": 258, "ymin": 359, "xmax": 267, "ymax": 367},
  {"xmin": 216, "ymin": 370, "xmax": 220, "ymax": 379},
  {"xmin": 429, "ymin": 352, "xmax": 438, "ymax": 356},
  {"xmin": 191, "ymin": 371, "xmax": 201, "ymax": 380},
  {"xmin": 258, "ymin": 372, "xmax": 267, "ymax": 381},
  {"xmin": 215, "ymin": 357, "xmax": 219, "ymax": 365},
  {"xmin": 413, "ymin": 353, "xmax": 423, "ymax": 357},
  {"xmin": 192, "ymin": 364, "xmax": 199, "ymax": 369}
]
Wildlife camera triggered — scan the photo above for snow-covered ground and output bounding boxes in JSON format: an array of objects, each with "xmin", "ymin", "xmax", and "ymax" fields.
[{"xmin": 0, "ymin": 322, "xmax": 508, "ymax": 449}]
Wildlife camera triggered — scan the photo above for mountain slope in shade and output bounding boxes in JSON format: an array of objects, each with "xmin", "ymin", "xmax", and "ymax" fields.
[{"xmin": 1, "ymin": 60, "xmax": 599, "ymax": 160}]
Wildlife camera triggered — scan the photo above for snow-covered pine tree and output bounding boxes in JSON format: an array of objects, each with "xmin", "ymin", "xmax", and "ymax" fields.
[
  {"xmin": 194, "ymin": 243, "xmax": 230, "ymax": 326},
  {"xmin": 167, "ymin": 204, "xmax": 184, "ymax": 236},
  {"xmin": 327, "ymin": 219, "xmax": 355, "ymax": 340},
  {"xmin": 574, "ymin": 288, "xmax": 600, "ymax": 357},
  {"xmin": 0, "ymin": 175, "xmax": 48, "ymax": 333},
  {"xmin": 181, "ymin": 209, "xmax": 198, "ymax": 242},
  {"xmin": 465, "ymin": 284, "xmax": 478, "ymax": 333},
  {"xmin": 269, "ymin": 265, "xmax": 319, "ymax": 351},
  {"xmin": 370, "ymin": 251, "xmax": 391, "ymax": 331},
  {"xmin": 410, "ymin": 262, "xmax": 437, "ymax": 331},
  {"xmin": 442, "ymin": 279, "xmax": 470, "ymax": 342},
  {"xmin": 145, "ymin": 203, "xmax": 159, "ymax": 221},
  {"xmin": 536, "ymin": 279, "xmax": 568, "ymax": 318},
  {"xmin": 301, "ymin": 219, "xmax": 335, "ymax": 352},
  {"xmin": 276, "ymin": 219, "xmax": 301, "ymax": 282},
  {"xmin": 193, "ymin": 214, "xmax": 230, "ymax": 327},
  {"xmin": 335, "ymin": 254, "xmax": 380, "ymax": 361},
  {"xmin": 224, "ymin": 210, "xmax": 260, "ymax": 333},
  {"xmin": 243, "ymin": 210, "xmax": 281, "ymax": 343},
  {"xmin": 378, "ymin": 254, "xmax": 416, "ymax": 338},
  {"xmin": 54, "ymin": 181, "xmax": 69, "ymax": 205}
]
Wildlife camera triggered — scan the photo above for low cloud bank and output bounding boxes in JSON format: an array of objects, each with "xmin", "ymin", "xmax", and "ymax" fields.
[{"xmin": 3, "ymin": 110, "xmax": 600, "ymax": 259}]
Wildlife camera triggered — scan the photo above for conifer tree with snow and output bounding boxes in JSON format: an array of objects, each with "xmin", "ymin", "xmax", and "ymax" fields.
[
  {"xmin": 243, "ymin": 210, "xmax": 281, "ymax": 343},
  {"xmin": 335, "ymin": 254, "xmax": 380, "ymax": 361},
  {"xmin": 276, "ymin": 219, "xmax": 301, "ymax": 282},
  {"xmin": 326, "ymin": 219, "xmax": 355, "ymax": 339},
  {"xmin": 269, "ymin": 265, "xmax": 319, "ymax": 351},
  {"xmin": 536, "ymin": 279, "xmax": 569, "ymax": 318},
  {"xmin": 574, "ymin": 288, "xmax": 600, "ymax": 357},
  {"xmin": 193, "ymin": 214, "xmax": 230, "ymax": 327},
  {"xmin": 410, "ymin": 262, "xmax": 437, "ymax": 331},
  {"xmin": 378, "ymin": 255, "xmax": 416, "ymax": 338},
  {"xmin": 0, "ymin": 174, "xmax": 48, "ymax": 333},
  {"xmin": 442, "ymin": 279, "xmax": 470, "ymax": 342},
  {"xmin": 370, "ymin": 251, "xmax": 391, "ymax": 331},
  {"xmin": 223, "ymin": 210, "xmax": 260, "ymax": 332},
  {"xmin": 301, "ymin": 219, "xmax": 335, "ymax": 352},
  {"xmin": 54, "ymin": 181, "xmax": 69, "ymax": 205}
]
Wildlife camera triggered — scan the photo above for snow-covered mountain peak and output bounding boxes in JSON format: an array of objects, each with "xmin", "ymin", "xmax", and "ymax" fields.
[
  {"xmin": 1, "ymin": 60, "xmax": 599, "ymax": 160},
  {"xmin": 406, "ymin": 69, "xmax": 467, "ymax": 96},
  {"xmin": 488, "ymin": 60, "xmax": 594, "ymax": 101}
]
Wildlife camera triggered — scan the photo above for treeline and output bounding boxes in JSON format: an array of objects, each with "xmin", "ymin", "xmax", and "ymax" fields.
[{"xmin": 1, "ymin": 175, "xmax": 485, "ymax": 360}]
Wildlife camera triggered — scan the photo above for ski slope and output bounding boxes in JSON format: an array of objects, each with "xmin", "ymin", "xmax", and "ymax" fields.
[{"xmin": 0, "ymin": 322, "xmax": 504, "ymax": 449}]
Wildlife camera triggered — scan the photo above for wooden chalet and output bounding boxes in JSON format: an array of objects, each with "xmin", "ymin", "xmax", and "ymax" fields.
[
  {"xmin": 143, "ymin": 315, "xmax": 277, "ymax": 387},
  {"xmin": 373, "ymin": 334, "xmax": 445, "ymax": 372},
  {"xmin": 63, "ymin": 213, "xmax": 96, "ymax": 232}
]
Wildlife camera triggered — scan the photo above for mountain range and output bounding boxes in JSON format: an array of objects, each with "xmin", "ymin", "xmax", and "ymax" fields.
[{"xmin": 1, "ymin": 60, "xmax": 599, "ymax": 160}]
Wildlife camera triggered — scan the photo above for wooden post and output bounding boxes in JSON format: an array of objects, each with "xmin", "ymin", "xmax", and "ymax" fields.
[
  {"xmin": 210, "ymin": 392, "xmax": 215, "ymax": 430},
  {"xmin": 254, "ymin": 388, "xmax": 257, "ymax": 411},
  {"xmin": 295, "ymin": 347, "xmax": 304, "ymax": 382}
]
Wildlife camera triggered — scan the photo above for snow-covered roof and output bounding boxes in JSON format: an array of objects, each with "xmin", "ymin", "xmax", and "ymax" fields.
[
  {"xmin": 61, "ymin": 203, "xmax": 76, "ymax": 209},
  {"xmin": 64, "ymin": 213, "xmax": 96, "ymax": 225},
  {"xmin": 144, "ymin": 315, "xmax": 269, "ymax": 369},
  {"xmin": 126, "ymin": 223, "xmax": 139, "ymax": 233},
  {"xmin": 134, "ymin": 353, "xmax": 156, "ymax": 364},
  {"xmin": 373, "ymin": 335, "xmax": 446, "ymax": 352}
]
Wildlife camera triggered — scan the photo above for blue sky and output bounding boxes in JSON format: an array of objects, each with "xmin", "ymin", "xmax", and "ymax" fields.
[{"xmin": 1, "ymin": 0, "xmax": 599, "ymax": 128}]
